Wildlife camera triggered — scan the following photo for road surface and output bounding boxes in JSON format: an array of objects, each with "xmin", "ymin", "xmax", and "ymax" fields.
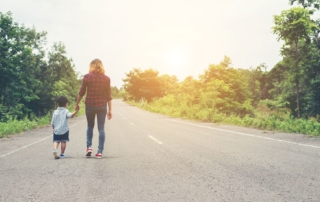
[{"xmin": 1, "ymin": 99, "xmax": 320, "ymax": 201}]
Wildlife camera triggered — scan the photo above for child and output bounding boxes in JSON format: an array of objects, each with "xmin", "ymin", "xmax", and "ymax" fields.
[{"xmin": 51, "ymin": 96, "xmax": 79, "ymax": 159}]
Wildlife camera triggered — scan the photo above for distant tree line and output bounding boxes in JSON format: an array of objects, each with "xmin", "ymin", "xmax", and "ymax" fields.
[
  {"xmin": 123, "ymin": 0, "xmax": 320, "ymax": 120},
  {"xmin": 123, "ymin": 57, "xmax": 267, "ymax": 117}
]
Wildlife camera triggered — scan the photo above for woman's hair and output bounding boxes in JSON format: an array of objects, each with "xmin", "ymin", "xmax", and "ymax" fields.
[{"xmin": 89, "ymin": 59, "xmax": 105, "ymax": 74}]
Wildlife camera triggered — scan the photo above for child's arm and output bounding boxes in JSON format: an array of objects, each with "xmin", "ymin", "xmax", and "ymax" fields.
[
  {"xmin": 51, "ymin": 113, "xmax": 55, "ymax": 133},
  {"xmin": 67, "ymin": 108, "xmax": 79, "ymax": 118},
  {"xmin": 71, "ymin": 108, "xmax": 79, "ymax": 118}
]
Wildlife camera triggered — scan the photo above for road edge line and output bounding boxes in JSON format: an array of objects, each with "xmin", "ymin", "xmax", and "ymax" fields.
[
  {"xmin": 169, "ymin": 119, "xmax": 320, "ymax": 149},
  {"xmin": 0, "ymin": 120, "xmax": 85, "ymax": 158}
]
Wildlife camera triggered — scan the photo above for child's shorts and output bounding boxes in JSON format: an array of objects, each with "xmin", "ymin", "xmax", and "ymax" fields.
[{"xmin": 53, "ymin": 131, "xmax": 69, "ymax": 142}]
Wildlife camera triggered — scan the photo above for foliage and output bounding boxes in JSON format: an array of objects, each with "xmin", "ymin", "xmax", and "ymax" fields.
[
  {"xmin": 124, "ymin": 53, "xmax": 320, "ymax": 135},
  {"xmin": 130, "ymin": 98, "xmax": 320, "ymax": 136},
  {"xmin": 123, "ymin": 68, "xmax": 178, "ymax": 101},
  {"xmin": 0, "ymin": 12, "xmax": 81, "ymax": 123},
  {"xmin": 0, "ymin": 11, "xmax": 46, "ymax": 121},
  {"xmin": 111, "ymin": 86, "xmax": 127, "ymax": 99},
  {"xmin": 199, "ymin": 56, "xmax": 253, "ymax": 116},
  {"xmin": 123, "ymin": 57, "xmax": 256, "ymax": 117},
  {"xmin": 289, "ymin": 0, "xmax": 320, "ymax": 9},
  {"xmin": 273, "ymin": 7, "xmax": 316, "ymax": 118}
]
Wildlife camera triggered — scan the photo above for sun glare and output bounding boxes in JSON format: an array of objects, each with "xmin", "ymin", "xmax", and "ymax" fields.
[
  {"xmin": 165, "ymin": 49, "xmax": 187, "ymax": 71},
  {"xmin": 170, "ymin": 53, "xmax": 183, "ymax": 66}
]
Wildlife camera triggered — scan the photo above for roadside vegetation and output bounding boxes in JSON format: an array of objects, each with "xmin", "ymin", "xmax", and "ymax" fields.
[
  {"xmin": 0, "ymin": 102, "xmax": 85, "ymax": 138},
  {"xmin": 130, "ymin": 98, "xmax": 320, "ymax": 136}
]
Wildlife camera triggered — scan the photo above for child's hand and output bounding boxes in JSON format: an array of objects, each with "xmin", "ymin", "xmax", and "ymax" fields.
[
  {"xmin": 71, "ymin": 109, "xmax": 79, "ymax": 118},
  {"xmin": 75, "ymin": 104, "xmax": 80, "ymax": 111}
]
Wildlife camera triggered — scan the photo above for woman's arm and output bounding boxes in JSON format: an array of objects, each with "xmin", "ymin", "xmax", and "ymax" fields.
[
  {"xmin": 75, "ymin": 94, "xmax": 83, "ymax": 111},
  {"xmin": 76, "ymin": 75, "xmax": 87, "ymax": 111},
  {"xmin": 107, "ymin": 100, "xmax": 112, "ymax": 120}
]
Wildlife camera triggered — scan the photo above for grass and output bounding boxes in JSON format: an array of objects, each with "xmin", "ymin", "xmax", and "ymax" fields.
[
  {"xmin": 0, "ymin": 101, "xmax": 86, "ymax": 138},
  {"xmin": 128, "ymin": 99, "xmax": 320, "ymax": 136}
]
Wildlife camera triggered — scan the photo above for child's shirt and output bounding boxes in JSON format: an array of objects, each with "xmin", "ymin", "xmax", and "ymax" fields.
[{"xmin": 51, "ymin": 107, "xmax": 73, "ymax": 135}]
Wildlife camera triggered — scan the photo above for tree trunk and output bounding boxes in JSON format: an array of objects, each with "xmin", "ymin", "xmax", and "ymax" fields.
[
  {"xmin": 296, "ymin": 81, "xmax": 300, "ymax": 118},
  {"xmin": 294, "ymin": 40, "xmax": 300, "ymax": 118}
]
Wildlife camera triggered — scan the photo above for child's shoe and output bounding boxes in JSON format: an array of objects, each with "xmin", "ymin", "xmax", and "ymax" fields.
[
  {"xmin": 53, "ymin": 150, "xmax": 60, "ymax": 159},
  {"xmin": 95, "ymin": 153, "xmax": 102, "ymax": 159},
  {"xmin": 60, "ymin": 154, "xmax": 66, "ymax": 158},
  {"xmin": 86, "ymin": 148, "xmax": 92, "ymax": 157}
]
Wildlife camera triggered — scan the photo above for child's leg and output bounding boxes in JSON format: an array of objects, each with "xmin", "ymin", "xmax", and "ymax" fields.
[
  {"xmin": 61, "ymin": 142, "xmax": 66, "ymax": 154},
  {"xmin": 53, "ymin": 142, "xmax": 60, "ymax": 150},
  {"xmin": 53, "ymin": 141, "xmax": 60, "ymax": 159}
]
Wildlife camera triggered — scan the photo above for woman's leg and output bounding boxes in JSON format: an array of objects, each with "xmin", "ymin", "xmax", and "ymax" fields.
[
  {"xmin": 86, "ymin": 106, "xmax": 96, "ymax": 149},
  {"xmin": 96, "ymin": 106, "xmax": 107, "ymax": 154}
]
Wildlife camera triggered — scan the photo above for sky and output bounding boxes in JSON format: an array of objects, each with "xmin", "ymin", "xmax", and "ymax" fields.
[{"xmin": 0, "ymin": 0, "xmax": 292, "ymax": 88}]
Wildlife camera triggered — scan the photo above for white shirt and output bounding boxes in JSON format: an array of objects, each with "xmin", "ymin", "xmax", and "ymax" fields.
[{"xmin": 51, "ymin": 107, "xmax": 73, "ymax": 135}]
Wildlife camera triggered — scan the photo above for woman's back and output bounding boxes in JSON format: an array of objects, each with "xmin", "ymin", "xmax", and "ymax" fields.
[{"xmin": 79, "ymin": 72, "xmax": 112, "ymax": 107}]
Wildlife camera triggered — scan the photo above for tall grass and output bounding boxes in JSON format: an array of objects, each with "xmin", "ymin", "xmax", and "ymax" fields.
[
  {"xmin": 128, "ymin": 97, "xmax": 320, "ymax": 136},
  {"xmin": 0, "ymin": 101, "xmax": 85, "ymax": 138}
]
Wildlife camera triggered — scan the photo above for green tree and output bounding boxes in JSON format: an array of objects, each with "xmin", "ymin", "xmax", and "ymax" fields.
[
  {"xmin": 111, "ymin": 86, "xmax": 119, "ymax": 97},
  {"xmin": 159, "ymin": 74, "xmax": 179, "ymax": 95},
  {"xmin": 123, "ymin": 68, "xmax": 164, "ymax": 101},
  {"xmin": 289, "ymin": 0, "xmax": 320, "ymax": 9},
  {"xmin": 48, "ymin": 42, "xmax": 80, "ymax": 105},
  {"xmin": 0, "ymin": 11, "xmax": 81, "ymax": 121},
  {"xmin": 0, "ymin": 11, "xmax": 47, "ymax": 120},
  {"xmin": 273, "ymin": 7, "xmax": 316, "ymax": 118},
  {"xmin": 241, "ymin": 63, "xmax": 269, "ymax": 105},
  {"xmin": 199, "ymin": 56, "xmax": 253, "ymax": 116}
]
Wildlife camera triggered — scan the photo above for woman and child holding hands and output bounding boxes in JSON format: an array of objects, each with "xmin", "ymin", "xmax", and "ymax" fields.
[{"xmin": 51, "ymin": 59, "xmax": 112, "ymax": 159}]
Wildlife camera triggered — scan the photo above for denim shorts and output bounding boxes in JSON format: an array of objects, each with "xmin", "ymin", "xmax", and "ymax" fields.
[{"xmin": 53, "ymin": 131, "xmax": 69, "ymax": 142}]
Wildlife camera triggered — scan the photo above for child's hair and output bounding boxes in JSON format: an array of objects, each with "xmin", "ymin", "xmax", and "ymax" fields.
[
  {"xmin": 56, "ymin": 96, "xmax": 68, "ymax": 107},
  {"xmin": 89, "ymin": 59, "xmax": 105, "ymax": 74}
]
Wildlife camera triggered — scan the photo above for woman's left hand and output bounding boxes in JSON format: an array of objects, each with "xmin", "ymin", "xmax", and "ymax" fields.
[{"xmin": 107, "ymin": 111, "xmax": 112, "ymax": 120}]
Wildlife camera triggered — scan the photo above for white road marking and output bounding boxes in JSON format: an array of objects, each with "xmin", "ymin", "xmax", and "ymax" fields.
[
  {"xmin": 149, "ymin": 135, "xmax": 163, "ymax": 144},
  {"xmin": 130, "ymin": 122, "xmax": 134, "ymax": 125},
  {"xmin": 0, "ymin": 120, "xmax": 85, "ymax": 158},
  {"xmin": 169, "ymin": 120, "xmax": 320, "ymax": 149},
  {"xmin": 70, "ymin": 121, "xmax": 84, "ymax": 128}
]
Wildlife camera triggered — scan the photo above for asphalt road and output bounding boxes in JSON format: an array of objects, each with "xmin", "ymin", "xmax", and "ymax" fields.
[{"xmin": 1, "ymin": 99, "xmax": 320, "ymax": 202}]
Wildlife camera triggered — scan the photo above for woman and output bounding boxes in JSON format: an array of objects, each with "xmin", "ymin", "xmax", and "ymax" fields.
[{"xmin": 75, "ymin": 59, "xmax": 112, "ymax": 159}]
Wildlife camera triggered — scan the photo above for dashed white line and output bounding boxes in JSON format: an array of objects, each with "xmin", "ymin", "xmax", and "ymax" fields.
[
  {"xmin": 0, "ymin": 120, "xmax": 85, "ymax": 158},
  {"xmin": 129, "ymin": 122, "xmax": 134, "ymax": 125},
  {"xmin": 149, "ymin": 135, "xmax": 163, "ymax": 144},
  {"xmin": 169, "ymin": 119, "xmax": 320, "ymax": 149},
  {"xmin": 0, "ymin": 136, "xmax": 52, "ymax": 158}
]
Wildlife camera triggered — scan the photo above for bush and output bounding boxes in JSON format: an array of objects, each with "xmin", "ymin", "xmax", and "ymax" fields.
[{"xmin": 0, "ymin": 101, "xmax": 86, "ymax": 138}]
